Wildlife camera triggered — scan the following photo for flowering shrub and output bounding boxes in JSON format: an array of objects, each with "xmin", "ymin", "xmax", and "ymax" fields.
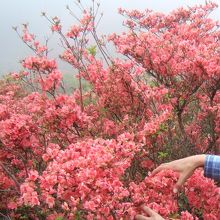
[
  {"xmin": 185, "ymin": 170, "xmax": 220, "ymax": 219},
  {"xmin": 0, "ymin": 1, "xmax": 220, "ymax": 219}
]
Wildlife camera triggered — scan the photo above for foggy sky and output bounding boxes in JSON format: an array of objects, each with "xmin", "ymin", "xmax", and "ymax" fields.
[{"xmin": 0, "ymin": 0, "xmax": 219, "ymax": 75}]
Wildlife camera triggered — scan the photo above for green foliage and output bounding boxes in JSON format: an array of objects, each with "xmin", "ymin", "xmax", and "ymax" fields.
[
  {"xmin": 159, "ymin": 123, "xmax": 168, "ymax": 132},
  {"xmin": 177, "ymin": 192, "xmax": 204, "ymax": 220},
  {"xmin": 75, "ymin": 210, "xmax": 83, "ymax": 220},
  {"xmin": 151, "ymin": 123, "xmax": 168, "ymax": 139},
  {"xmin": 20, "ymin": 215, "xmax": 29, "ymax": 220},
  {"xmin": 14, "ymin": 205, "xmax": 32, "ymax": 220},
  {"xmin": 164, "ymin": 93, "xmax": 171, "ymax": 102},
  {"xmin": 158, "ymin": 151, "xmax": 169, "ymax": 159},
  {"xmin": 149, "ymin": 80, "xmax": 159, "ymax": 88},
  {"xmin": 179, "ymin": 97, "xmax": 185, "ymax": 107},
  {"xmin": 178, "ymin": 192, "xmax": 191, "ymax": 213},
  {"xmin": 55, "ymin": 217, "xmax": 64, "ymax": 220},
  {"xmin": 87, "ymin": 45, "xmax": 97, "ymax": 56}
]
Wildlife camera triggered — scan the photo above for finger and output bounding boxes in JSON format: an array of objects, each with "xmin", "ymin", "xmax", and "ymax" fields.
[
  {"xmin": 151, "ymin": 164, "xmax": 167, "ymax": 176},
  {"xmin": 141, "ymin": 206, "xmax": 157, "ymax": 217},
  {"xmin": 174, "ymin": 172, "xmax": 191, "ymax": 192},
  {"xmin": 135, "ymin": 214, "xmax": 150, "ymax": 220}
]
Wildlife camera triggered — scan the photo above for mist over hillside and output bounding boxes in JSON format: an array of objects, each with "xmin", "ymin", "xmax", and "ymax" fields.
[{"xmin": 1, "ymin": 0, "xmax": 219, "ymax": 77}]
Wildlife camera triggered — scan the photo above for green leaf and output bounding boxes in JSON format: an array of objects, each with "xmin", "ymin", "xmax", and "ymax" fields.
[
  {"xmin": 149, "ymin": 80, "xmax": 158, "ymax": 88},
  {"xmin": 159, "ymin": 123, "xmax": 168, "ymax": 132},
  {"xmin": 55, "ymin": 217, "xmax": 64, "ymax": 220},
  {"xmin": 158, "ymin": 151, "xmax": 168, "ymax": 159},
  {"xmin": 87, "ymin": 45, "xmax": 97, "ymax": 56},
  {"xmin": 20, "ymin": 216, "xmax": 28, "ymax": 220},
  {"xmin": 179, "ymin": 97, "xmax": 185, "ymax": 106},
  {"xmin": 164, "ymin": 93, "xmax": 171, "ymax": 101},
  {"xmin": 75, "ymin": 210, "xmax": 82, "ymax": 220}
]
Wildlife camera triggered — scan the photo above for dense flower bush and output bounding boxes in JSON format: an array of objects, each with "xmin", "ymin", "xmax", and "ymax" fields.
[{"xmin": 0, "ymin": 1, "xmax": 220, "ymax": 219}]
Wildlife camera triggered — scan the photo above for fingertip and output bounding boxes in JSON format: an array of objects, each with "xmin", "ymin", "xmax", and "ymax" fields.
[
  {"xmin": 174, "ymin": 182, "xmax": 184, "ymax": 193},
  {"xmin": 151, "ymin": 167, "xmax": 161, "ymax": 176},
  {"xmin": 173, "ymin": 188, "xmax": 178, "ymax": 194},
  {"xmin": 141, "ymin": 206, "xmax": 155, "ymax": 216},
  {"xmin": 150, "ymin": 170, "xmax": 156, "ymax": 176}
]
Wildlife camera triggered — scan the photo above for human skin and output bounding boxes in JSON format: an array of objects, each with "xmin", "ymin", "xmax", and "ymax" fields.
[
  {"xmin": 135, "ymin": 206, "xmax": 164, "ymax": 220},
  {"xmin": 151, "ymin": 154, "xmax": 206, "ymax": 193},
  {"xmin": 135, "ymin": 155, "xmax": 206, "ymax": 220}
]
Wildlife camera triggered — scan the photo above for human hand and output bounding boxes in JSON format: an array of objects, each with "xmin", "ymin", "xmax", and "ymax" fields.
[
  {"xmin": 135, "ymin": 206, "xmax": 164, "ymax": 220},
  {"xmin": 151, "ymin": 154, "xmax": 206, "ymax": 193}
]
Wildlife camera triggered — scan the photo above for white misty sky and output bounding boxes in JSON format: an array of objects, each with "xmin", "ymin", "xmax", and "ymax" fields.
[{"xmin": 0, "ymin": 0, "xmax": 219, "ymax": 74}]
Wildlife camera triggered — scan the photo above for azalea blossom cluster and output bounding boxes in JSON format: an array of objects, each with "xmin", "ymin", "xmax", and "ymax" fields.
[
  {"xmin": 0, "ymin": 1, "xmax": 220, "ymax": 219},
  {"xmin": 111, "ymin": 1, "xmax": 220, "ymax": 156},
  {"xmin": 185, "ymin": 170, "xmax": 220, "ymax": 219},
  {"xmin": 21, "ymin": 138, "xmax": 139, "ymax": 219}
]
